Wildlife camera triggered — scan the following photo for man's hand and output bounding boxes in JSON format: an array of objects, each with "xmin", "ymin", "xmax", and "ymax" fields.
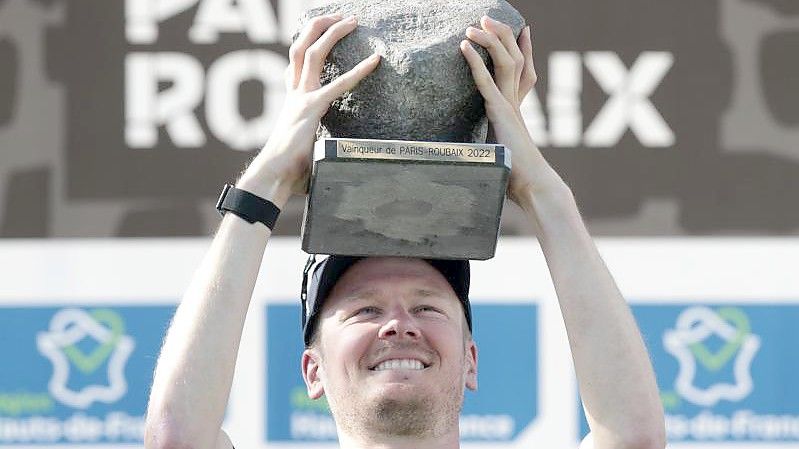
[
  {"xmin": 461, "ymin": 18, "xmax": 666, "ymax": 449},
  {"xmin": 238, "ymin": 14, "xmax": 381, "ymax": 206},
  {"xmin": 460, "ymin": 17, "xmax": 568, "ymax": 211}
]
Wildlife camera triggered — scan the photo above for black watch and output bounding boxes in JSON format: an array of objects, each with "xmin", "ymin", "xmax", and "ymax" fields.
[{"xmin": 215, "ymin": 184, "xmax": 281, "ymax": 231}]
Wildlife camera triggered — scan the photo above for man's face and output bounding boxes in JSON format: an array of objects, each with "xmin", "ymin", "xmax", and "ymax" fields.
[{"xmin": 301, "ymin": 257, "xmax": 478, "ymax": 437}]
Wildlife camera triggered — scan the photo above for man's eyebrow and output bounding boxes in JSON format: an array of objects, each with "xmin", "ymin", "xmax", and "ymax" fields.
[
  {"xmin": 338, "ymin": 288, "xmax": 381, "ymax": 302},
  {"xmin": 414, "ymin": 288, "xmax": 445, "ymax": 298},
  {"xmin": 406, "ymin": 288, "xmax": 456, "ymax": 303}
]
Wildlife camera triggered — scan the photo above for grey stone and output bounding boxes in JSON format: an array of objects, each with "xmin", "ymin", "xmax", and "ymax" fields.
[{"xmin": 297, "ymin": 0, "xmax": 525, "ymax": 143}]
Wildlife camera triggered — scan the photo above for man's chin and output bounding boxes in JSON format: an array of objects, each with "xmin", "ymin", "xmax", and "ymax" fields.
[
  {"xmin": 332, "ymin": 375, "xmax": 463, "ymax": 438},
  {"xmin": 370, "ymin": 395, "xmax": 433, "ymax": 437}
]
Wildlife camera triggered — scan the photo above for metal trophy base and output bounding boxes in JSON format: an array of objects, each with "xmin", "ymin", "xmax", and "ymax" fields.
[{"xmin": 301, "ymin": 138, "xmax": 511, "ymax": 260}]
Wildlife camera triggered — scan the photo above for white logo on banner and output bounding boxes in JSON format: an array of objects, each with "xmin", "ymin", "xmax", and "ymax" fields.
[
  {"xmin": 663, "ymin": 306, "xmax": 760, "ymax": 407},
  {"xmin": 36, "ymin": 309, "xmax": 135, "ymax": 409}
]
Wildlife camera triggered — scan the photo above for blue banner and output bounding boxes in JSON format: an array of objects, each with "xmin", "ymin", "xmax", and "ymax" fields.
[
  {"xmin": 579, "ymin": 304, "xmax": 799, "ymax": 443},
  {"xmin": 0, "ymin": 306, "xmax": 174, "ymax": 445}
]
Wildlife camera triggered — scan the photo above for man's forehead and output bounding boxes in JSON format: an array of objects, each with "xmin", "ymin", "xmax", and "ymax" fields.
[{"xmin": 330, "ymin": 257, "xmax": 455, "ymax": 297}]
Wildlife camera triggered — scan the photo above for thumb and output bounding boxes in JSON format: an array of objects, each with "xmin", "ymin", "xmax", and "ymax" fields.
[{"xmin": 317, "ymin": 53, "xmax": 382, "ymax": 104}]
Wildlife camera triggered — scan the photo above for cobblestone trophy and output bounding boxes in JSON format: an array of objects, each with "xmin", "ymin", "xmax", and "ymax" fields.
[{"xmin": 299, "ymin": 0, "xmax": 525, "ymax": 260}]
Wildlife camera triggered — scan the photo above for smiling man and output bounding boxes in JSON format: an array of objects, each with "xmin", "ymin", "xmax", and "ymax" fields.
[
  {"xmin": 144, "ymin": 11, "xmax": 666, "ymax": 449},
  {"xmin": 300, "ymin": 256, "xmax": 476, "ymax": 446}
]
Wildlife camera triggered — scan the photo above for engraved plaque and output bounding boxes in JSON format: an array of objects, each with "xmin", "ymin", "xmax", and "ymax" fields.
[{"xmin": 301, "ymin": 138, "xmax": 511, "ymax": 260}]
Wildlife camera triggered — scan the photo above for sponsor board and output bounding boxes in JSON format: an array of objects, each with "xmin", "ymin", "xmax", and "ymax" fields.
[
  {"xmin": 265, "ymin": 303, "xmax": 538, "ymax": 443},
  {"xmin": 3, "ymin": 239, "xmax": 799, "ymax": 449},
  {"xmin": 580, "ymin": 304, "xmax": 799, "ymax": 443},
  {"xmin": 0, "ymin": 306, "xmax": 175, "ymax": 445}
]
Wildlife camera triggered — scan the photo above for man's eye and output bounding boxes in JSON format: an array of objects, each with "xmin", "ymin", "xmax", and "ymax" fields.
[
  {"xmin": 416, "ymin": 305, "xmax": 442, "ymax": 314},
  {"xmin": 354, "ymin": 306, "xmax": 380, "ymax": 316}
]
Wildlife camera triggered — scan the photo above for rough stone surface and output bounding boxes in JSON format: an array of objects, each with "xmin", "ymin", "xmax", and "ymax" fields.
[{"xmin": 298, "ymin": 0, "xmax": 525, "ymax": 143}]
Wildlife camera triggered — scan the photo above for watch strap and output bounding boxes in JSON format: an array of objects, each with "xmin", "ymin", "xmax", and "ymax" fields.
[{"xmin": 216, "ymin": 184, "xmax": 280, "ymax": 230}]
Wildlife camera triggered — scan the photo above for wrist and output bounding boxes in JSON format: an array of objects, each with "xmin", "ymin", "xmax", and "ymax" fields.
[
  {"xmin": 513, "ymin": 167, "xmax": 572, "ymax": 211},
  {"xmin": 235, "ymin": 168, "xmax": 294, "ymax": 210},
  {"xmin": 516, "ymin": 179, "xmax": 579, "ymax": 228}
]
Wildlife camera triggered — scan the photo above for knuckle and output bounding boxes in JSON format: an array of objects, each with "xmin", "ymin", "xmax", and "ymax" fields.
[
  {"xmin": 288, "ymin": 45, "xmax": 303, "ymax": 62},
  {"xmin": 305, "ymin": 44, "xmax": 324, "ymax": 62},
  {"xmin": 334, "ymin": 69, "xmax": 352, "ymax": 84},
  {"xmin": 330, "ymin": 19, "xmax": 351, "ymax": 33},
  {"xmin": 308, "ymin": 17, "xmax": 327, "ymax": 32},
  {"xmin": 497, "ymin": 52, "xmax": 514, "ymax": 67}
]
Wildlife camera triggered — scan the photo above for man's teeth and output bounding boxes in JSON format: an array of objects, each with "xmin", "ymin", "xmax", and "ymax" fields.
[{"xmin": 373, "ymin": 359, "xmax": 425, "ymax": 371}]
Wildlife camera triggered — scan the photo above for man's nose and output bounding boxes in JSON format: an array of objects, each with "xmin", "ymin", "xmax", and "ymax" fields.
[{"xmin": 377, "ymin": 309, "xmax": 420, "ymax": 340}]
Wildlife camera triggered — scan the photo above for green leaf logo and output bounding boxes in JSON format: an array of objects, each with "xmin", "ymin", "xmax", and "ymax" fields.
[
  {"xmin": 62, "ymin": 309, "xmax": 125, "ymax": 374},
  {"xmin": 688, "ymin": 307, "xmax": 750, "ymax": 372}
]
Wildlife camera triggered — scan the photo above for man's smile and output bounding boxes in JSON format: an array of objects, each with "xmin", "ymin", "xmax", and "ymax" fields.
[{"xmin": 370, "ymin": 358, "xmax": 429, "ymax": 371}]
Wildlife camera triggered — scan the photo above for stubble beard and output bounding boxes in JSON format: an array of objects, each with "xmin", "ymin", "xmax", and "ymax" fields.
[{"xmin": 331, "ymin": 374, "xmax": 464, "ymax": 440}]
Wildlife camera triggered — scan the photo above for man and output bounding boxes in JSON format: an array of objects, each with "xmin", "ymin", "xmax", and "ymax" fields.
[{"xmin": 145, "ymin": 13, "xmax": 666, "ymax": 449}]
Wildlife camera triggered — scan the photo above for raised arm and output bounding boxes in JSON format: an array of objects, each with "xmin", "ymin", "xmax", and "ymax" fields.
[
  {"xmin": 144, "ymin": 14, "xmax": 381, "ymax": 449},
  {"xmin": 461, "ymin": 17, "xmax": 665, "ymax": 449}
]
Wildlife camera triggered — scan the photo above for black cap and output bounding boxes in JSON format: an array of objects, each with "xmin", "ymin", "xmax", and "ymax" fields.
[{"xmin": 301, "ymin": 256, "xmax": 471, "ymax": 346}]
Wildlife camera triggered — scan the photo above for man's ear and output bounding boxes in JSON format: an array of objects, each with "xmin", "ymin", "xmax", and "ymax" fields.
[
  {"xmin": 465, "ymin": 340, "xmax": 478, "ymax": 391},
  {"xmin": 301, "ymin": 348, "xmax": 325, "ymax": 399}
]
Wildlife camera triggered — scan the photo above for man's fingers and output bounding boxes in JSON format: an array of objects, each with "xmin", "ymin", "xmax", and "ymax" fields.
[
  {"xmin": 317, "ymin": 53, "xmax": 382, "ymax": 104},
  {"xmin": 482, "ymin": 16, "xmax": 525, "ymax": 91},
  {"xmin": 460, "ymin": 40, "xmax": 503, "ymax": 106},
  {"xmin": 299, "ymin": 16, "xmax": 360, "ymax": 91},
  {"xmin": 518, "ymin": 26, "xmax": 537, "ymax": 97},
  {"xmin": 466, "ymin": 23, "xmax": 517, "ymax": 99},
  {"xmin": 482, "ymin": 15, "xmax": 526, "ymax": 73},
  {"xmin": 288, "ymin": 14, "xmax": 344, "ymax": 89}
]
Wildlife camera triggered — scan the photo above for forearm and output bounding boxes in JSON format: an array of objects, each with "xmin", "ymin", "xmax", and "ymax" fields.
[
  {"xmin": 145, "ymin": 176, "xmax": 290, "ymax": 449},
  {"xmin": 459, "ymin": 13, "xmax": 663, "ymax": 446},
  {"xmin": 517, "ymin": 176, "xmax": 665, "ymax": 448}
]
